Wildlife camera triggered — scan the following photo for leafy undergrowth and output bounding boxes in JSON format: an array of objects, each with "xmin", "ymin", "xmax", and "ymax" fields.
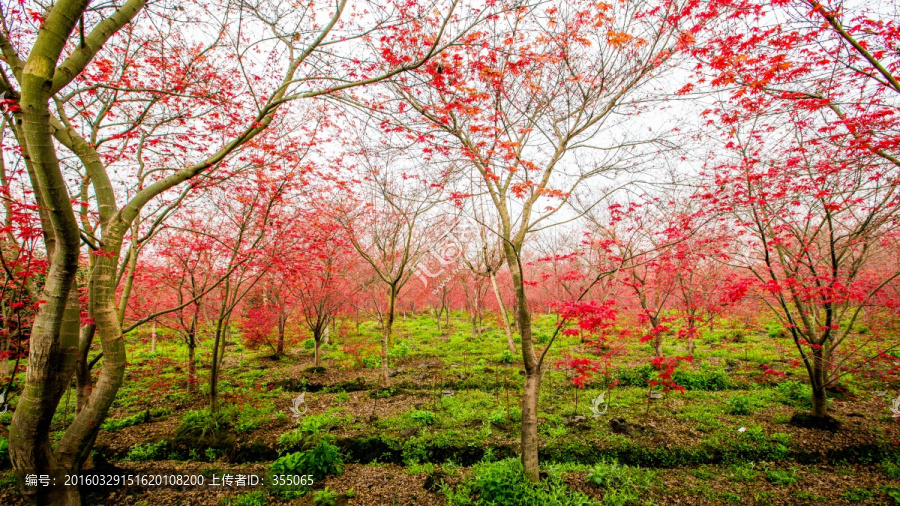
[{"xmin": 1, "ymin": 313, "xmax": 900, "ymax": 505}]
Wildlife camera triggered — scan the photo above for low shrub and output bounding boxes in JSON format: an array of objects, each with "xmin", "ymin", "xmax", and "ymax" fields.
[
  {"xmin": 103, "ymin": 410, "xmax": 151, "ymax": 431},
  {"xmin": 616, "ymin": 365, "xmax": 653, "ymax": 387},
  {"xmin": 673, "ymin": 366, "xmax": 729, "ymax": 391},
  {"xmin": 495, "ymin": 349, "xmax": 515, "ymax": 364},
  {"xmin": 586, "ymin": 460, "xmax": 655, "ymax": 505},
  {"xmin": 765, "ymin": 467, "xmax": 797, "ymax": 487},
  {"xmin": 270, "ymin": 440, "xmax": 344, "ymax": 481},
  {"xmin": 726, "ymin": 395, "xmax": 753, "ymax": 415},
  {"xmin": 443, "ymin": 458, "xmax": 593, "ymax": 506},
  {"xmin": 313, "ymin": 487, "xmax": 339, "ymax": 506},
  {"xmin": 176, "ymin": 409, "xmax": 232, "ymax": 438},
  {"xmin": 223, "ymin": 490, "xmax": 268, "ymax": 506},
  {"xmin": 411, "ymin": 410, "xmax": 437, "ymax": 425},
  {"xmin": 126, "ymin": 440, "xmax": 168, "ymax": 462}
]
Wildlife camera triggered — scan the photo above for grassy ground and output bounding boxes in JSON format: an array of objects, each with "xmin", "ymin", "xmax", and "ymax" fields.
[{"xmin": 1, "ymin": 312, "xmax": 899, "ymax": 505}]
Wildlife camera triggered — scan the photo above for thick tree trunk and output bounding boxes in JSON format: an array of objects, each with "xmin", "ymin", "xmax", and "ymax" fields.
[
  {"xmin": 10, "ymin": 284, "xmax": 81, "ymax": 504},
  {"xmin": 276, "ymin": 318, "xmax": 285, "ymax": 355},
  {"xmin": 314, "ymin": 334, "xmax": 321, "ymax": 368},
  {"xmin": 810, "ymin": 349, "xmax": 829, "ymax": 418},
  {"xmin": 521, "ymin": 369, "xmax": 541, "ymax": 479}
]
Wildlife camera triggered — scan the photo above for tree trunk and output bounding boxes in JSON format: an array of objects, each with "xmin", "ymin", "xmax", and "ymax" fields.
[
  {"xmin": 502, "ymin": 243, "xmax": 541, "ymax": 483},
  {"xmin": 314, "ymin": 333, "xmax": 321, "ymax": 368},
  {"xmin": 687, "ymin": 338, "xmax": 695, "ymax": 358},
  {"xmin": 151, "ymin": 322, "xmax": 157, "ymax": 353},
  {"xmin": 489, "ymin": 271, "xmax": 516, "ymax": 354},
  {"xmin": 1, "ymin": 305, "xmax": 9, "ymax": 380},
  {"xmin": 116, "ymin": 243, "xmax": 138, "ymax": 325},
  {"xmin": 276, "ymin": 317, "xmax": 285, "ymax": 355},
  {"xmin": 74, "ymin": 324, "xmax": 95, "ymax": 415},
  {"xmin": 521, "ymin": 368, "xmax": 541, "ymax": 479},
  {"xmin": 187, "ymin": 335, "xmax": 196, "ymax": 394},
  {"xmin": 380, "ymin": 319, "xmax": 392, "ymax": 384},
  {"xmin": 10, "ymin": 283, "xmax": 81, "ymax": 505},
  {"xmin": 210, "ymin": 321, "xmax": 225, "ymax": 413},
  {"xmin": 810, "ymin": 349, "xmax": 828, "ymax": 418}
]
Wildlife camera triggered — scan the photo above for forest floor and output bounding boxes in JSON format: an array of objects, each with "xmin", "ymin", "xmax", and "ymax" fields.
[{"xmin": 1, "ymin": 313, "xmax": 900, "ymax": 505}]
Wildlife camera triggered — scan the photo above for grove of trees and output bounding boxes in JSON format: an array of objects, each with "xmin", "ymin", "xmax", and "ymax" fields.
[{"xmin": 0, "ymin": 0, "xmax": 898, "ymax": 504}]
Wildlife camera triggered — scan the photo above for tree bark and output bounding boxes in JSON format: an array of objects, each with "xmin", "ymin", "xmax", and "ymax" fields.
[
  {"xmin": 209, "ymin": 321, "xmax": 224, "ymax": 413},
  {"xmin": 489, "ymin": 271, "xmax": 517, "ymax": 354},
  {"xmin": 187, "ymin": 334, "xmax": 196, "ymax": 394},
  {"xmin": 502, "ymin": 243, "xmax": 540, "ymax": 483},
  {"xmin": 810, "ymin": 349, "xmax": 828, "ymax": 418},
  {"xmin": 379, "ymin": 284, "xmax": 398, "ymax": 383},
  {"xmin": 314, "ymin": 331, "xmax": 321, "ymax": 368},
  {"xmin": 381, "ymin": 313, "xmax": 393, "ymax": 385},
  {"xmin": 276, "ymin": 315, "xmax": 285, "ymax": 355}
]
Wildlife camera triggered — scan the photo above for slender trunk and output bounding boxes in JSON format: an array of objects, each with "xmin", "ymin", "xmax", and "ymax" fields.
[
  {"xmin": 210, "ymin": 321, "xmax": 224, "ymax": 413},
  {"xmin": 381, "ymin": 315, "xmax": 394, "ymax": 384},
  {"xmin": 502, "ymin": 243, "xmax": 541, "ymax": 483},
  {"xmin": 489, "ymin": 271, "xmax": 516, "ymax": 353},
  {"xmin": 687, "ymin": 338, "xmax": 695, "ymax": 358},
  {"xmin": 654, "ymin": 335, "xmax": 663, "ymax": 358},
  {"xmin": 1, "ymin": 305, "xmax": 8, "ymax": 380},
  {"xmin": 116, "ymin": 243, "xmax": 138, "ymax": 325},
  {"xmin": 74, "ymin": 324, "xmax": 95, "ymax": 415},
  {"xmin": 151, "ymin": 322, "xmax": 157, "ymax": 353},
  {"xmin": 187, "ymin": 335, "xmax": 196, "ymax": 394}
]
